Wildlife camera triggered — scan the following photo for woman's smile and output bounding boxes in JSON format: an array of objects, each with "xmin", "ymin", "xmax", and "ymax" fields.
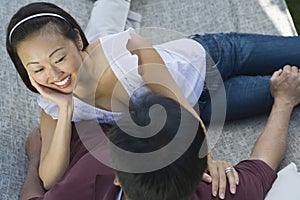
[{"xmin": 53, "ymin": 75, "xmax": 72, "ymax": 89}]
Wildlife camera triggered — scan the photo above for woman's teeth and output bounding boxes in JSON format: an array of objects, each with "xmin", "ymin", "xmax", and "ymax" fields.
[{"xmin": 54, "ymin": 75, "xmax": 71, "ymax": 86}]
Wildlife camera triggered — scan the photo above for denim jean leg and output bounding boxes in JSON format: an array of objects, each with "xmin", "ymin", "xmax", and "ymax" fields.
[
  {"xmin": 191, "ymin": 34, "xmax": 226, "ymax": 123},
  {"xmin": 191, "ymin": 34, "xmax": 224, "ymax": 77},
  {"xmin": 201, "ymin": 75, "xmax": 274, "ymax": 121},
  {"xmin": 191, "ymin": 33, "xmax": 237, "ymax": 81},
  {"xmin": 214, "ymin": 33, "xmax": 300, "ymax": 76},
  {"xmin": 225, "ymin": 75, "xmax": 274, "ymax": 120},
  {"xmin": 192, "ymin": 33, "xmax": 300, "ymax": 79},
  {"xmin": 212, "ymin": 33, "xmax": 300, "ymax": 119},
  {"xmin": 192, "ymin": 33, "xmax": 300, "ymax": 122}
]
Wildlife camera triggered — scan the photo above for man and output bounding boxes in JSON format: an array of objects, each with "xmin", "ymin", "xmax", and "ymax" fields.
[{"xmin": 21, "ymin": 65, "xmax": 300, "ymax": 200}]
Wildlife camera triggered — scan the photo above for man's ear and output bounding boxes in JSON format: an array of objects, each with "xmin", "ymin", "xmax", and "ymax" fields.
[
  {"xmin": 114, "ymin": 177, "xmax": 121, "ymax": 186},
  {"xmin": 74, "ymin": 28, "xmax": 83, "ymax": 50}
]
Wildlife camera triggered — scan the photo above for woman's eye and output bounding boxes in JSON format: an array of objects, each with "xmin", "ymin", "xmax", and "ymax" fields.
[
  {"xmin": 34, "ymin": 68, "xmax": 43, "ymax": 73},
  {"xmin": 55, "ymin": 56, "xmax": 65, "ymax": 64}
]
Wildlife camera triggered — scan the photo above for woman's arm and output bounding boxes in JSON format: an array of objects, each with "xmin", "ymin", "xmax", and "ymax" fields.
[
  {"xmin": 126, "ymin": 34, "xmax": 206, "ymax": 130},
  {"xmin": 39, "ymin": 109, "xmax": 73, "ymax": 190},
  {"xmin": 28, "ymin": 75, "xmax": 73, "ymax": 190}
]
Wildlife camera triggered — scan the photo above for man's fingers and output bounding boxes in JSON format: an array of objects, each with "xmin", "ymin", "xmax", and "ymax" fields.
[
  {"xmin": 291, "ymin": 66, "xmax": 298, "ymax": 74},
  {"xmin": 283, "ymin": 65, "xmax": 292, "ymax": 71},
  {"xmin": 270, "ymin": 69, "xmax": 282, "ymax": 80}
]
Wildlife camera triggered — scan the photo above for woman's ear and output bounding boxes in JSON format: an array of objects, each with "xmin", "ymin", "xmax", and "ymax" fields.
[{"xmin": 74, "ymin": 28, "xmax": 83, "ymax": 50}]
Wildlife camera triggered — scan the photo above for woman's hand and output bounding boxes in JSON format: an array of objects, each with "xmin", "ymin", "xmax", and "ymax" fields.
[
  {"xmin": 29, "ymin": 75, "xmax": 73, "ymax": 107},
  {"xmin": 202, "ymin": 157, "xmax": 239, "ymax": 199}
]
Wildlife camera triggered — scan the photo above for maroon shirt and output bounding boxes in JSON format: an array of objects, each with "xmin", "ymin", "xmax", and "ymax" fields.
[
  {"xmin": 30, "ymin": 125, "xmax": 277, "ymax": 200},
  {"xmin": 192, "ymin": 160, "xmax": 277, "ymax": 200},
  {"xmin": 30, "ymin": 123, "xmax": 119, "ymax": 200}
]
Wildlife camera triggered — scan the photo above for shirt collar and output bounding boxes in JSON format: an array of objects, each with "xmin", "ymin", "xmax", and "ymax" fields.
[{"xmin": 116, "ymin": 188, "xmax": 123, "ymax": 200}]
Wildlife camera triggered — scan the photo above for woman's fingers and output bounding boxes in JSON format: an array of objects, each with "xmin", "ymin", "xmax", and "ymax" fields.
[
  {"xmin": 224, "ymin": 166, "xmax": 238, "ymax": 195},
  {"xmin": 217, "ymin": 163, "xmax": 227, "ymax": 199},
  {"xmin": 28, "ymin": 74, "xmax": 44, "ymax": 94},
  {"xmin": 208, "ymin": 160, "xmax": 219, "ymax": 197},
  {"xmin": 207, "ymin": 160, "xmax": 239, "ymax": 199},
  {"xmin": 202, "ymin": 172, "xmax": 212, "ymax": 183}
]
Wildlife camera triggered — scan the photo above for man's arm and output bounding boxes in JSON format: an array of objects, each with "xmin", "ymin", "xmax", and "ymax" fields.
[
  {"xmin": 249, "ymin": 66, "xmax": 300, "ymax": 170},
  {"xmin": 20, "ymin": 128, "xmax": 45, "ymax": 200}
]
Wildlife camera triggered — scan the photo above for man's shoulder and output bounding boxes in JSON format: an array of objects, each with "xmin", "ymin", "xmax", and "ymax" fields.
[{"xmin": 191, "ymin": 160, "xmax": 277, "ymax": 200}]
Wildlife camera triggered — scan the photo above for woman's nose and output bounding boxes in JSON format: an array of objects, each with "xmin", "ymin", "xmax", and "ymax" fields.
[{"xmin": 48, "ymin": 66, "xmax": 63, "ymax": 81}]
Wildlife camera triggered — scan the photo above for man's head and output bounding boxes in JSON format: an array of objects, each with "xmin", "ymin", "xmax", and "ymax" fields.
[{"xmin": 108, "ymin": 94, "xmax": 208, "ymax": 200}]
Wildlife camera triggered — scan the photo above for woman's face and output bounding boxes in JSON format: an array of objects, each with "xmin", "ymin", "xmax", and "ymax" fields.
[{"xmin": 17, "ymin": 28, "xmax": 83, "ymax": 94}]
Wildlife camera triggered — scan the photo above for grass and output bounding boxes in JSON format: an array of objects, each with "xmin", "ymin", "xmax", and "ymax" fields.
[{"xmin": 285, "ymin": 0, "xmax": 300, "ymax": 34}]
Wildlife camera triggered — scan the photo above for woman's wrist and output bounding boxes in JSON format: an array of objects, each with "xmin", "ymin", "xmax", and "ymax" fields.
[{"xmin": 58, "ymin": 100, "xmax": 74, "ymax": 119}]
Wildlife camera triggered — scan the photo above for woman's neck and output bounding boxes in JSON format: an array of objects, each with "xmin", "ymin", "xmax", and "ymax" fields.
[{"xmin": 74, "ymin": 40, "xmax": 108, "ymax": 104}]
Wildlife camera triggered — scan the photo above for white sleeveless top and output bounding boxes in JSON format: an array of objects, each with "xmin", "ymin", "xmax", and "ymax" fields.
[{"xmin": 37, "ymin": 29, "xmax": 206, "ymax": 124}]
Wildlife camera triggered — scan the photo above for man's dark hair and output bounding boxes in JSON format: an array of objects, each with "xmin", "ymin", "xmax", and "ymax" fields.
[{"xmin": 108, "ymin": 94, "xmax": 208, "ymax": 200}]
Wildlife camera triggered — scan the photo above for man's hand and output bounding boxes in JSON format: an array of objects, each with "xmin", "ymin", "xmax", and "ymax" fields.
[
  {"xmin": 249, "ymin": 65, "xmax": 300, "ymax": 172},
  {"xmin": 270, "ymin": 65, "xmax": 300, "ymax": 107},
  {"xmin": 26, "ymin": 128, "xmax": 42, "ymax": 167},
  {"xmin": 20, "ymin": 128, "xmax": 45, "ymax": 200}
]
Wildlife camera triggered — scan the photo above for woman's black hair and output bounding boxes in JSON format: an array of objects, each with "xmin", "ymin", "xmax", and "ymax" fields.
[{"xmin": 6, "ymin": 2, "xmax": 89, "ymax": 93}]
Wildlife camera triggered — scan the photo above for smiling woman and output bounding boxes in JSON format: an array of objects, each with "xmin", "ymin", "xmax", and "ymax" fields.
[{"xmin": 6, "ymin": 3, "xmax": 91, "ymax": 191}]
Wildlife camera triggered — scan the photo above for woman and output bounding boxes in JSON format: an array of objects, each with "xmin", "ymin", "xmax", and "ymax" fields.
[{"xmin": 6, "ymin": 1, "xmax": 299, "ymax": 197}]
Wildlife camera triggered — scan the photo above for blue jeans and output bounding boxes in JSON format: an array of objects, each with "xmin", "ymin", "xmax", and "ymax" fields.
[{"xmin": 191, "ymin": 33, "xmax": 300, "ymax": 123}]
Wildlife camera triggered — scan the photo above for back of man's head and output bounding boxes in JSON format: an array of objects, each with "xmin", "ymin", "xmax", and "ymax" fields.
[{"xmin": 108, "ymin": 94, "xmax": 208, "ymax": 200}]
